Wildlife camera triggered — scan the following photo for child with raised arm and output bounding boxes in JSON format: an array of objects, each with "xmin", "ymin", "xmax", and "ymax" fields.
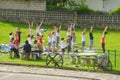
[
  {"xmin": 27, "ymin": 34, "xmax": 32, "ymax": 46},
  {"xmin": 35, "ymin": 21, "xmax": 43, "ymax": 36},
  {"xmin": 67, "ymin": 35, "xmax": 71, "ymax": 57},
  {"xmin": 81, "ymin": 27, "xmax": 86, "ymax": 51},
  {"xmin": 60, "ymin": 38, "xmax": 66, "ymax": 57},
  {"xmin": 66, "ymin": 26, "xmax": 71, "ymax": 37},
  {"xmin": 71, "ymin": 32, "xmax": 76, "ymax": 53},
  {"xmin": 52, "ymin": 31, "xmax": 56, "ymax": 53},
  {"xmin": 56, "ymin": 25, "xmax": 61, "ymax": 49},
  {"xmin": 26, "ymin": 20, "xmax": 33, "ymax": 37},
  {"xmin": 89, "ymin": 26, "xmax": 94, "ymax": 50},
  {"xmin": 101, "ymin": 26, "xmax": 108, "ymax": 53},
  {"xmin": 48, "ymin": 32, "xmax": 52, "ymax": 53}
]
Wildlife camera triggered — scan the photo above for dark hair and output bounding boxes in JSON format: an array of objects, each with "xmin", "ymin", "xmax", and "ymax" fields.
[
  {"xmin": 61, "ymin": 38, "xmax": 64, "ymax": 40},
  {"xmin": 25, "ymin": 40, "xmax": 29, "ymax": 44},
  {"xmin": 28, "ymin": 34, "xmax": 30, "ymax": 37},
  {"xmin": 104, "ymin": 31, "xmax": 108, "ymax": 35},
  {"xmin": 9, "ymin": 32, "xmax": 12, "ymax": 35},
  {"xmin": 34, "ymin": 40, "xmax": 37, "ymax": 44}
]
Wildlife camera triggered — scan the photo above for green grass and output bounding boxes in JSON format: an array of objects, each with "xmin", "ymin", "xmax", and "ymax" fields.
[{"xmin": 0, "ymin": 21, "xmax": 120, "ymax": 72}]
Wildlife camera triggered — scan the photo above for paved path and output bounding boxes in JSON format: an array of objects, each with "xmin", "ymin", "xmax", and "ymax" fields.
[
  {"xmin": 0, "ymin": 64, "xmax": 120, "ymax": 80},
  {"xmin": 0, "ymin": 72, "xmax": 88, "ymax": 80}
]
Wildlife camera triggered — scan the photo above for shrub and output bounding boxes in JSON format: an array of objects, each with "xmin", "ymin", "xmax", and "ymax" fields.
[{"xmin": 110, "ymin": 7, "xmax": 120, "ymax": 15}]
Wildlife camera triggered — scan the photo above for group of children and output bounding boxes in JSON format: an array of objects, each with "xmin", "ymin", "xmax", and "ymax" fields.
[
  {"xmin": 9, "ymin": 20, "xmax": 44, "ymax": 59},
  {"xmin": 9, "ymin": 20, "xmax": 108, "ymax": 59}
]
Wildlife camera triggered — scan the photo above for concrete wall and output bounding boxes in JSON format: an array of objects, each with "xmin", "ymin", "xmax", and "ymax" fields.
[
  {"xmin": 86, "ymin": 0, "xmax": 120, "ymax": 12},
  {"xmin": 0, "ymin": 0, "xmax": 46, "ymax": 11},
  {"xmin": 86, "ymin": 0, "xmax": 103, "ymax": 11},
  {"xmin": 104, "ymin": 0, "xmax": 120, "ymax": 12}
]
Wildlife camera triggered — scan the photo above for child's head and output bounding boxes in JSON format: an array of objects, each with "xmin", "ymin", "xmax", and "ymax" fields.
[
  {"xmin": 25, "ymin": 40, "xmax": 29, "ymax": 44},
  {"xmin": 9, "ymin": 32, "xmax": 13, "ymax": 35},
  {"xmin": 61, "ymin": 38, "xmax": 64, "ymax": 41},
  {"xmin": 28, "ymin": 34, "xmax": 31, "ymax": 37},
  {"xmin": 104, "ymin": 31, "xmax": 108, "ymax": 35},
  {"xmin": 34, "ymin": 40, "xmax": 38, "ymax": 44}
]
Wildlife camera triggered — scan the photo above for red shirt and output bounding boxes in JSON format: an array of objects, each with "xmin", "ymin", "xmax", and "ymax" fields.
[
  {"xmin": 101, "ymin": 36, "xmax": 105, "ymax": 44},
  {"xmin": 14, "ymin": 33, "xmax": 19, "ymax": 45},
  {"xmin": 39, "ymin": 37, "xmax": 42, "ymax": 45}
]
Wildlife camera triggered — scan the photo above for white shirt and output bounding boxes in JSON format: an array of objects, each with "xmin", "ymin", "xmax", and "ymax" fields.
[
  {"xmin": 81, "ymin": 34, "xmax": 86, "ymax": 41},
  {"xmin": 66, "ymin": 31, "xmax": 71, "ymax": 36},
  {"xmin": 28, "ymin": 37, "xmax": 32, "ymax": 45},
  {"xmin": 36, "ymin": 26, "xmax": 40, "ymax": 34},
  {"xmin": 56, "ymin": 32, "xmax": 60, "ymax": 37},
  {"xmin": 48, "ymin": 36, "xmax": 52, "ymax": 43},
  {"xmin": 60, "ymin": 41, "xmax": 66, "ymax": 49},
  {"xmin": 52, "ymin": 34, "xmax": 56, "ymax": 42},
  {"xmin": 9, "ymin": 35, "xmax": 14, "ymax": 40}
]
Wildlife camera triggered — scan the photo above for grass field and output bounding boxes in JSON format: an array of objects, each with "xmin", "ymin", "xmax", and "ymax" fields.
[{"xmin": 0, "ymin": 21, "xmax": 120, "ymax": 72}]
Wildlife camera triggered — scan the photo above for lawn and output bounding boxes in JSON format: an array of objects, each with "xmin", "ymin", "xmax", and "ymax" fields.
[{"xmin": 0, "ymin": 21, "xmax": 120, "ymax": 72}]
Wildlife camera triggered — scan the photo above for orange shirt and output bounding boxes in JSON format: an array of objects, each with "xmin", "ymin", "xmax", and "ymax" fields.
[
  {"xmin": 101, "ymin": 36, "xmax": 105, "ymax": 44},
  {"xmin": 38, "ymin": 37, "xmax": 42, "ymax": 45},
  {"xmin": 14, "ymin": 33, "xmax": 19, "ymax": 45}
]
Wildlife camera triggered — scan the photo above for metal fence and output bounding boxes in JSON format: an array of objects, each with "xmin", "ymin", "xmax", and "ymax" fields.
[{"xmin": 0, "ymin": 9, "xmax": 120, "ymax": 29}]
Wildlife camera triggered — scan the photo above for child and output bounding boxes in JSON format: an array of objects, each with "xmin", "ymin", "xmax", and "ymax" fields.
[
  {"xmin": 60, "ymin": 38, "xmax": 66, "ymax": 57},
  {"xmin": 16, "ymin": 27, "xmax": 22, "ymax": 44},
  {"xmin": 66, "ymin": 27, "xmax": 71, "ymax": 37},
  {"xmin": 23, "ymin": 40, "xmax": 31, "ymax": 60},
  {"xmin": 9, "ymin": 38, "xmax": 19, "ymax": 58},
  {"xmin": 14, "ymin": 31, "xmax": 19, "ymax": 48},
  {"xmin": 81, "ymin": 28, "xmax": 86, "ymax": 51},
  {"xmin": 101, "ymin": 26, "xmax": 108, "ymax": 53},
  {"xmin": 67, "ymin": 35, "xmax": 71, "ymax": 57},
  {"xmin": 27, "ymin": 34, "xmax": 32, "ymax": 46},
  {"xmin": 26, "ymin": 20, "xmax": 33, "ymax": 37},
  {"xmin": 35, "ymin": 21, "xmax": 43, "ymax": 36},
  {"xmin": 89, "ymin": 26, "xmax": 94, "ymax": 50},
  {"xmin": 71, "ymin": 32, "xmax": 76, "ymax": 53},
  {"xmin": 9, "ymin": 32, "xmax": 14, "ymax": 41},
  {"xmin": 56, "ymin": 25, "xmax": 61, "ymax": 49},
  {"xmin": 48, "ymin": 32, "xmax": 52, "ymax": 53},
  {"xmin": 51, "ymin": 31, "xmax": 56, "ymax": 52}
]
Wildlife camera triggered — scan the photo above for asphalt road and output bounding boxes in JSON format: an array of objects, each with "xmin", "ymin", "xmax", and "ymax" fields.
[{"xmin": 0, "ymin": 72, "xmax": 89, "ymax": 80}]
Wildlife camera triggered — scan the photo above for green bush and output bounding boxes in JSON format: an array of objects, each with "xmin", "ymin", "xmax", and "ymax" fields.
[
  {"xmin": 73, "ymin": 6, "xmax": 94, "ymax": 15},
  {"xmin": 110, "ymin": 7, "xmax": 120, "ymax": 15}
]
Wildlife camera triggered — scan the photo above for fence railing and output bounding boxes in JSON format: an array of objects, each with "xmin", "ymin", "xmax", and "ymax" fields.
[{"xmin": 0, "ymin": 9, "xmax": 120, "ymax": 29}]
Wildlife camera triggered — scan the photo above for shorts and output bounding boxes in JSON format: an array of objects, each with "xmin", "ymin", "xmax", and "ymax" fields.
[
  {"xmin": 90, "ymin": 40, "xmax": 93, "ymax": 46},
  {"xmin": 82, "ymin": 41, "xmax": 85, "ymax": 47},
  {"xmin": 61, "ymin": 48, "xmax": 65, "ymax": 52},
  {"xmin": 52, "ymin": 41, "xmax": 56, "ymax": 46},
  {"xmin": 48, "ymin": 42, "xmax": 51, "ymax": 46}
]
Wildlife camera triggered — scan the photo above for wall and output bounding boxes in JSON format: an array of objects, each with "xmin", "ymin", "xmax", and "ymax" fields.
[
  {"xmin": 104, "ymin": 0, "xmax": 120, "ymax": 12},
  {"xmin": 86, "ymin": 0, "xmax": 103, "ymax": 11},
  {"xmin": 86, "ymin": 0, "xmax": 120, "ymax": 12},
  {"xmin": 0, "ymin": 0, "xmax": 46, "ymax": 11}
]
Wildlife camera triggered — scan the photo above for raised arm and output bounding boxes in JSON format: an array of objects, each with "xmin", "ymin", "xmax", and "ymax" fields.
[
  {"xmin": 25, "ymin": 19, "xmax": 31, "ymax": 27},
  {"xmin": 90, "ymin": 26, "xmax": 93, "ymax": 33},
  {"xmin": 83, "ymin": 28, "xmax": 86, "ymax": 34},
  {"xmin": 59, "ymin": 25, "xmax": 61, "ymax": 30},
  {"xmin": 102, "ymin": 26, "xmax": 108, "ymax": 37},
  {"xmin": 103, "ymin": 26, "xmax": 108, "ymax": 33},
  {"xmin": 39, "ymin": 21, "xmax": 43, "ymax": 28}
]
